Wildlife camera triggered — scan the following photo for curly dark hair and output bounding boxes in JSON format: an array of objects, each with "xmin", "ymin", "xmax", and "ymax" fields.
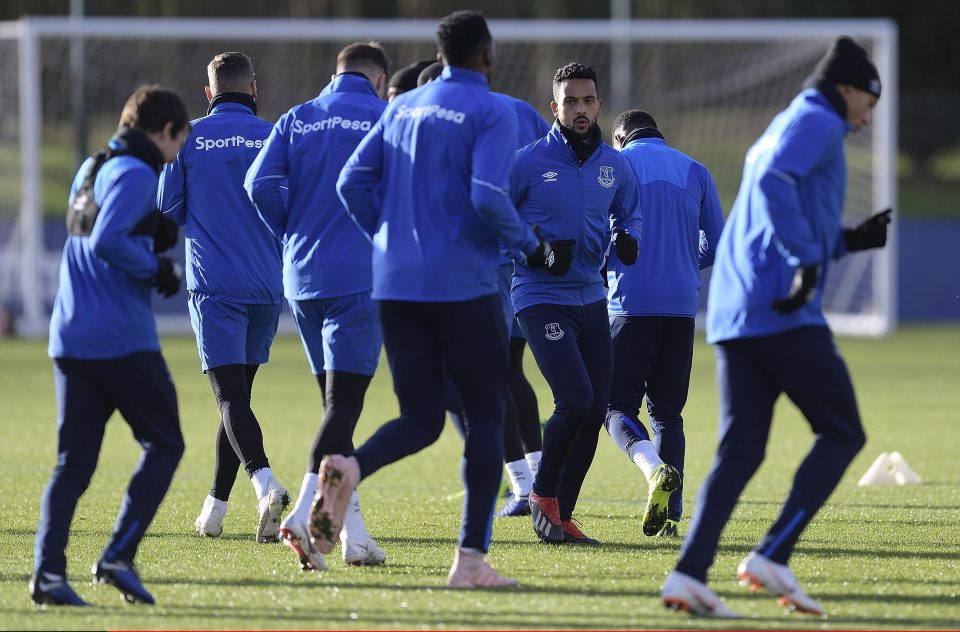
[
  {"xmin": 436, "ymin": 10, "xmax": 491, "ymax": 66},
  {"xmin": 552, "ymin": 62, "xmax": 599, "ymax": 98},
  {"xmin": 614, "ymin": 109, "xmax": 658, "ymax": 134}
]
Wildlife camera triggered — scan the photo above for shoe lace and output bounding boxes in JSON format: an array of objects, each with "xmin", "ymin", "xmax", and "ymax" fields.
[{"xmin": 563, "ymin": 517, "xmax": 587, "ymax": 538}]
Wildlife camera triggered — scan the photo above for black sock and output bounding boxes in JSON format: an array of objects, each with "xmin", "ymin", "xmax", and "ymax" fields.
[
  {"xmin": 509, "ymin": 338, "xmax": 542, "ymax": 452},
  {"xmin": 208, "ymin": 364, "xmax": 269, "ymax": 476}
]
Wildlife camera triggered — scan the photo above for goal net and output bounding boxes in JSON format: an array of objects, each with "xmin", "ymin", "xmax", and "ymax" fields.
[{"xmin": 0, "ymin": 17, "xmax": 897, "ymax": 337}]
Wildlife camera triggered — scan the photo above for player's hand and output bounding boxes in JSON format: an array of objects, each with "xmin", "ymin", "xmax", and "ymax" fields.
[
  {"xmin": 153, "ymin": 215, "xmax": 179, "ymax": 253},
  {"xmin": 772, "ymin": 265, "xmax": 820, "ymax": 314},
  {"xmin": 527, "ymin": 225, "xmax": 576, "ymax": 276},
  {"xmin": 843, "ymin": 208, "xmax": 892, "ymax": 252},
  {"xmin": 614, "ymin": 229, "xmax": 638, "ymax": 265},
  {"xmin": 154, "ymin": 256, "xmax": 183, "ymax": 298}
]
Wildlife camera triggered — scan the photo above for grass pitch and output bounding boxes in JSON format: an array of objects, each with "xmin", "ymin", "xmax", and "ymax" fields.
[{"xmin": 0, "ymin": 326, "xmax": 958, "ymax": 630}]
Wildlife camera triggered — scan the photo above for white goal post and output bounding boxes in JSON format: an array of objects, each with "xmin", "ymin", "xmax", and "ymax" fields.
[{"xmin": 0, "ymin": 17, "xmax": 897, "ymax": 337}]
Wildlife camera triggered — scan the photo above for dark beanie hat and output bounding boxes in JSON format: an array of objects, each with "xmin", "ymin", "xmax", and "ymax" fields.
[
  {"xmin": 388, "ymin": 60, "xmax": 435, "ymax": 93},
  {"xmin": 813, "ymin": 36, "xmax": 881, "ymax": 98},
  {"xmin": 417, "ymin": 62, "xmax": 443, "ymax": 87}
]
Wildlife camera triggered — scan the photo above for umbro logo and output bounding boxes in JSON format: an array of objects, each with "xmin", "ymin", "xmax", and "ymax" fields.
[{"xmin": 542, "ymin": 171, "xmax": 558, "ymax": 183}]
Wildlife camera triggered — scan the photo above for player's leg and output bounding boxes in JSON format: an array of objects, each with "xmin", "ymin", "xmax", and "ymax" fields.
[
  {"xmin": 31, "ymin": 358, "xmax": 113, "ymax": 606},
  {"xmin": 497, "ymin": 391, "xmax": 532, "ymax": 517},
  {"xmin": 96, "ymin": 351, "xmax": 184, "ymax": 605},
  {"xmin": 441, "ymin": 293, "xmax": 516, "ymax": 587},
  {"xmin": 674, "ymin": 338, "xmax": 778, "ymax": 582},
  {"xmin": 646, "ymin": 316, "xmax": 696, "ymax": 535},
  {"xmin": 509, "ymin": 335, "xmax": 543, "ymax": 477},
  {"xmin": 752, "ymin": 326, "xmax": 865, "ymax": 563},
  {"xmin": 555, "ymin": 300, "xmax": 612, "ymax": 544},
  {"xmin": 517, "ymin": 303, "xmax": 593, "ymax": 544},
  {"xmin": 310, "ymin": 300, "xmax": 448, "ymax": 554}
]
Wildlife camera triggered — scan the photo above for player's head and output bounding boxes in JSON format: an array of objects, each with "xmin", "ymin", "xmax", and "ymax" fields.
[
  {"xmin": 612, "ymin": 109, "xmax": 658, "ymax": 149},
  {"xmin": 417, "ymin": 62, "xmax": 443, "ymax": 87},
  {"xmin": 551, "ymin": 63, "xmax": 601, "ymax": 139},
  {"xmin": 336, "ymin": 41, "xmax": 391, "ymax": 98},
  {"xmin": 810, "ymin": 36, "xmax": 880, "ymax": 133},
  {"xmin": 206, "ymin": 52, "xmax": 256, "ymax": 101},
  {"xmin": 387, "ymin": 59, "xmax": 434, "ymax": 101},
  {"xmin": 436, "ymin": 10, "xmax": 495, "ymax": 79},
  {"xmin": 118, "ymin": 85, "xmax": 190, "ymax": 162}
]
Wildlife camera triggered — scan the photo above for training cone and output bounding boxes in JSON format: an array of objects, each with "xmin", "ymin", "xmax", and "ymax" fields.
[{"xmin": 857, "ymin": 451, "xmax": 921, "ymax": 486}]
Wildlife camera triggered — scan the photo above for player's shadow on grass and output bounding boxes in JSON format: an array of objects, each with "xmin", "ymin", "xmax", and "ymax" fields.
[
  {"xmin": 713, "ymin": 541, "xmax": 960, "ymax": 561},
  {"xmin": 738, "ymin": 498, "xmax": 960, "ymax": 511}
]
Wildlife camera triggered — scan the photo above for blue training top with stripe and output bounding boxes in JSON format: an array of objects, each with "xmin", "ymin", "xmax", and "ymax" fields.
[
  {"xmin": 607, "ymin": 136, "xmax": 725, "ymax": 318},
  {"xmin": 510, "ymin": 121, "xmax": 642, "ymax": 314},
  {"xmin": 246, "ymin": 73, "xmax": 386, "ymax": 300},
  {"xmin": 337, "ymin": 65, "xmax": 538, "ymax": 303},
  {"xmin": 707, "ymin": 88, "xmax": 853, "ymax": 343},
  {"xmin": 158, "ymin": 100, "xmax": 282, "ymax": 304},
  {"xmin": 49, "ymin": 146, "xmax": 162, "ymax": 359}
]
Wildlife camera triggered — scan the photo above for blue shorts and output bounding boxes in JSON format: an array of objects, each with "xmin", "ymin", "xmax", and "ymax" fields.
[
  {"xmin": 188, "ymin": 293, "xmax": 281, "ymax": 371},
  {"xmin": 289, "ymin": 292, "xmax": 382, "ymax": 376},
  {"xmin": 497, "ymin": 263, "xmax": 524, "ymax": 341}
]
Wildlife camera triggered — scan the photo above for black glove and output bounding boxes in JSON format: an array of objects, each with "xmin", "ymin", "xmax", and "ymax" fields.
[
  {"xmin": 772, "ymin": 265, "xmax": 820, "ymax": 314},
  {"xmin": 527, "ymin": 226, "xmax": 576, "ymax": 276},
  {"xmin": 154, "ymin": 256, "xmax": 183, "ymax": 298},
  {"xmin": 613, "ymin": 229, "xmax": 638, "ymax": 265},
  {"xmin": 843, "ymin": 208, "xmax": 892, "ymax": 252},
  {"xmin": 153, "ymin": 215, "xmax": 179, "ymax": 253},
  {"xmin": 600, "ymin": 262, "xmax": 608, "ymax": 288}
]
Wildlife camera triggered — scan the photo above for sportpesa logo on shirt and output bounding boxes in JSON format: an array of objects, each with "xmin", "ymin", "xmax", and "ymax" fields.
[
  {"xmin": 291, "ymin": 117, "xmax": 374, "ymax": 136},
  {"xmin": 393, "ymin": 104, "xmax": 467, "ymax": 124},
  {"xmin": 194, "ymin": 135, "xmax": 265, "ymax": 151}
]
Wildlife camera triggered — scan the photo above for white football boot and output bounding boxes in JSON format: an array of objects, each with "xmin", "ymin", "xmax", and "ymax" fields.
[
  {"xmin": 340, "ymin": 490, "xmax": 386, "ymax": 566},
  {"xmin": 737, "ymin": 552, "xmax": 826, "ymax": 616},
  {"xmin": 661, "ymin": 571, "xmax": 741, "ymax": 618},
  {"xmin": 279, "ymin": 513, "xmax": 328, "ymax": 572},
  {"xmin": 255, "ymin": 479, "xmax": 291, "ymax": 543},
  {"xmin": 195, "ymin": 495, "xmax": 227, "ymax": 538}
]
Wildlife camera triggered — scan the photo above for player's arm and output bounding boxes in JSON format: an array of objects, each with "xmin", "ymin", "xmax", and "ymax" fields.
[
  {"xmin": 471, "ymin": 100, "xmax": 538, "ymax": 257},
  {"xmin": 608, "ymin": 157, "xmax": 642, "ymax": 265},
  {"xmin": 157, "ymin": 145, "xmax": 187, "ymax": 227},
  {"xmin": 337, "ymin": 117, "xmax": 384, "ymax": 240},
  {"xmin": 698, "ymin": 166, "xmax": 725, "ymax": 270},
  {"xmin": 246, "ymin": 115, "xmax": 292, "ymax": 240},
  {"xmin": 758, "ymin": 116, "xmax": 833, "ymax": 266},
  {"xmin": 89, "ymin": 167, "xmax": 164, "ymax": 280}
]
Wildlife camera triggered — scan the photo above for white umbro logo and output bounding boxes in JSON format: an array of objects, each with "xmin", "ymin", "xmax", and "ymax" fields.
[{"xmin": 542, "ymin": 171, "xmax": 558, "ymax": 183}]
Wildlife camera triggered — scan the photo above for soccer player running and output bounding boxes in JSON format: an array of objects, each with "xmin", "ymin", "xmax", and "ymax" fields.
[
  {"xmin": 604, "ymin": 110, "xmax": 725, "ymax": 538},
  {"xmin": 313, "ymin": 11, "xmax": 563, "ymax": 588},
  {"xmin": 32, "ymin": 86, "xmax": 189, "ymax": 606},
  {"xmin": 512, "ymin": 63, "xmax": 642, "ymax": 546},
  {"xmin": 661, "ymin": 37, "xmax": 890, "ymax": 618},
  {"xmin": 158, "ymin": 52, "xmax": 289, "ymax": 544},
  {"xmin": 245, "ymin": 42, "xmax": 391, "ymax": 571}
]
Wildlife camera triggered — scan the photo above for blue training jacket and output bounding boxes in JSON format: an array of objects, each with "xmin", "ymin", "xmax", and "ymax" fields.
[
  {"xmin": 158, "ymin": 101, "xmax": 281, "ymax": 304},
  {"xmin": 607, "ymin": 136, "xmax": 725, "ymax": 318},
  {"xmin": 707, "ymin": 89, "xmax": 852, "ymax": 343},
  {"xmin": 499, "ymin": 92, "xmax": 551, "ymax": 149},
  {"xmin": 246, "ymin": 73, "xmax": 385, "ymax": 300},
  {"xmin": 510, "ymin": 122, "xmax": 642, "ymax": 314},
  {"xmin": 337, "ymin": 66, "xmax": 538, "ymax": 302},
  {"xmin": 49, "ymin": 147, "xmax": 162, "ymax": 359}
]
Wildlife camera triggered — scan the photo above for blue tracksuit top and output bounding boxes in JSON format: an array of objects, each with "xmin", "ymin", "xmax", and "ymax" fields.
[
  {"xmin": 510, "ymin": 122, "xmax": 642, "ymax": 314},
  {"xmin": 607, "ymin": 137, "xmax": 725, "ymax": 318},
  {"xmin": 246, "ymin": 73, "xmax": 385, "ymax": 300},
  {"xmin": 499, "ymin": 93, "xmax": 551, "ymax": 149},
  {"xmin": 49, "ymin": 148, "xmax": 162, "ymax": 359},
  {"xmin": 337, "ymin": 65, "xmax": 538, "ymax": 302},
  {"xmin": 707, "ymin": 89, "xmax": 852, "ymax": 343},
  {"xmin": 158, "ymin": 101, "xmax": 281, "ymax": 304}
]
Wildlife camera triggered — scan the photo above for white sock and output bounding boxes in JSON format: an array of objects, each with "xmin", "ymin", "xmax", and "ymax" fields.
[
  {"xmin": 340, "ymin": 490, "xmax": 369, "ymax": 542},
  {"xmin": 629, "ymin": 440, "xmax": 663, "ymax": 480},
  {"xmin": 504, "ymin": 459, "xmax": 533, "ymax": 497},
  {"xmin": 290, "ymin": 472, "xmax": 318, "ymax": 521},
  {"xmin": 525, "ymin": 451, "xmax": 542, "ymax": 478},
  {"xmin": 250, "ymin": 467, "xmax": 274, "ymax": 499},
  {"xmin": 203, "ymin": 494, "xmax": 228, "ymax": 515}
]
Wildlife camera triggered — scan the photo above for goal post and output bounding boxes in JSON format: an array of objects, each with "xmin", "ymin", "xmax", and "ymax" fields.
[{"xmin": 0, "ymin": 16, "xmax": 897, "ymax": 337}]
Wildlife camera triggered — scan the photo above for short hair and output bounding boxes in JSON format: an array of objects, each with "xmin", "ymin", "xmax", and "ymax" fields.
[
  {"xmin": 207, "ymin": 52, "xmax": 255, "ymax": 95},
  {"xmin": 436, "ymin": 10, "xmax": 491, "ymax": 67},
  {"xmin": 614, "ymin": 109, "xmax": 658, "ymax": 134},
  {"xmin": 118, "ymin": 85, "xmax": 189, "ymax": 135},
  {"xmin": 337, "ymin": 41, "xmax": 390, "ymax": 76},
  {"xmin": 388, "ymin": 59, "xmax": 434, "ymax": 93},
  {"xmin": 417, "ymin": 62, "xmax": 443, "ymax": 87},
  {"xmin": 552, "ymin": 62, "xmax": 600, "ymax": 100}
]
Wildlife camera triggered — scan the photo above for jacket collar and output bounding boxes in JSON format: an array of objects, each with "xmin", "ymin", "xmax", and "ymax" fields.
[
  {"xmin": 803, "ymin": 88, "xmax": 854, "ymax": 134},
  {"xmin": 324, "ymin": 72, "xmax": 380, "ymax": 98},
  {"xmin": 440, "ymin": 65, "xmax": 490, "ymax": 88},
  {"xmin": 548, "ymin": 120, "xmax": 606, "ymax": 166},
  {"xmin": 208, "ymin": 92, "xmax": 257, "ymax": 116}
]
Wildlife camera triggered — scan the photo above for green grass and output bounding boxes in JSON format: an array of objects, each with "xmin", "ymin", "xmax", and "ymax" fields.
[{"xmin": 0, "ymin": 327, "xmax": 959, "ymax": 629}]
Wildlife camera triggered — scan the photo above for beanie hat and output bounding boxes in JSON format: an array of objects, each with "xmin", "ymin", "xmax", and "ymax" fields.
[
  {"xmin": 388, "ymin": 60, "xmax": 435, "ymax": 93},
  {"xmin": 812, "ymin": 36, "xmax": 881, "ymax": 98}
]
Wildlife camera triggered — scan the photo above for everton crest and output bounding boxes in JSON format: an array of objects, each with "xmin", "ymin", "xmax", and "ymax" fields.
[{"xmin": 598, "ymin": 165, "xmax": 615, "ymax": 188}]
